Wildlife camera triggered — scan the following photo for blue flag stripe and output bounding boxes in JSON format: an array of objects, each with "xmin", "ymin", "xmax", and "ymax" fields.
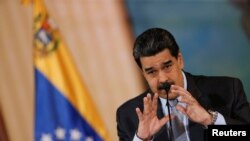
[{"xmin": 35, "ymin": 68, "xmax": 103, "ymax": 141}]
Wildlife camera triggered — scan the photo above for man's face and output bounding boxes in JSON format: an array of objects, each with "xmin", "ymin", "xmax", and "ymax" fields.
[{"xmin": 140, "ymin": 49, "xmax": 184, "ymax": 99}]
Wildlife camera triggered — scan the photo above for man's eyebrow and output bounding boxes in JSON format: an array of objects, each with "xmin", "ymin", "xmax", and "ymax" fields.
[
  {"xmin": 144, "ymin": 60, "xmax": 172, "ymax": 72},
  {"xmin": 163, "ymin": 60, "xmax": 172, "ymax": 65},
  {"xmin": 144, "ymin": 67, "xmax": 153, "ymax": 72}
]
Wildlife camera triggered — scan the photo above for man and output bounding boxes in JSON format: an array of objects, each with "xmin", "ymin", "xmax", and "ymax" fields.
[{"xmin": 116, "ymin": 28, "xmax": 250, "ymax": 141}]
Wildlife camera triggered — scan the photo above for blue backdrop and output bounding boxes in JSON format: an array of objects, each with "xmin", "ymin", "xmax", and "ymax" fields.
[{"xmin": 126, "ymin": 0, "xmax": 250, "ymax": 101}]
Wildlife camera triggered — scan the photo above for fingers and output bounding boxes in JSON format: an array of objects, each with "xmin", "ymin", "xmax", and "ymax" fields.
[
  {"xmin": 170, "ymin": 85, "xmax": 196, "ymax": 105},
  {"xmin": 171, "ymin": 85, "xmax": 192, "ymax": 97},
  {"xmin": 178, "ymin": 95, "xmax": 196, "ymax": 105},
  {"xmin": 136, "ymin": 93, "xmax": 158, "ymax": 119},
  {"xmin": 159, "ymin": 114, "xmax": 175, "ymax": 126},
  {"xmin": 143, "ymin": 93, "xmax": 152, "ymax": 115},
  {"xmin": 175, "ymin": 105, "xmax": 187, "ymax": 115},
  {"xmin": 136, "ymin": 107, "xmax": 143, "ymax": 120},
  {"xmin": 152, "ymin": 93, "xmax": 158, "ymax": 115}
]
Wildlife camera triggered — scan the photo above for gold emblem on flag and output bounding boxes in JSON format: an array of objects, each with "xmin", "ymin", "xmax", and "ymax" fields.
[{"xmin": 34, "ymin": 14, "xmax": 59, "ymax": 57}]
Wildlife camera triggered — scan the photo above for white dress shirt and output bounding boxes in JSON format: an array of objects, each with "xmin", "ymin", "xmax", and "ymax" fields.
[{"xmin": 133, "ymin": 72, "xmax": 226, "ymax": 141}]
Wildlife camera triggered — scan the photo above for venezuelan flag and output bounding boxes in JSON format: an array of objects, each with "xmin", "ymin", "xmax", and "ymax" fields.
[{"xmin": 23, "ymin": 0, "xmax": 110, "ymax": 140}]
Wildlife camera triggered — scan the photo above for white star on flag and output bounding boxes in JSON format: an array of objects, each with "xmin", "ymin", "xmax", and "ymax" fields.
[
  {"xmin": 70, "ymin": 129, "xmax": 82, "ymax": 141},
  {"xmin": 55, "ymin": 127, "xmax": 66, "ymax": 140},
  {"xmin": 86, "ymin": 136, "xmax": 94, "ymax": 141},
  {"xmin": 40, "ymin": 133, "xmax": 52, "ymax": 141}
]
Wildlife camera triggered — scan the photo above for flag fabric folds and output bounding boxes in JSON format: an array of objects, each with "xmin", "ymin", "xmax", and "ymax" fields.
[{"xmin": 24, "ymin": 0, "xmax": 110, "ymax": 140}]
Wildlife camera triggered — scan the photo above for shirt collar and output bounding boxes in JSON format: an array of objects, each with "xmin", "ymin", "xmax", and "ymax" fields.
[{"xmin": 182, "ymin": 71, "xmax": 187, "ymax": 90}]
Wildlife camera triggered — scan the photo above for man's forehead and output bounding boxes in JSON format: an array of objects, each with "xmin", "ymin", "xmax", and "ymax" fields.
[{"xmin": 141, "ymin": 59, "xmax": 172, "ymax": 70}]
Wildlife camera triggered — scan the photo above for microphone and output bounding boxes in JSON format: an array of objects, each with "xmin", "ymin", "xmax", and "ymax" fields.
[
  {"xmin": 158, "ymin": 82, "xmax": 171, "ymax": 93},
  {"xmin": 158, "ymin": 82, "xmax": 173, "ymax": 141}
]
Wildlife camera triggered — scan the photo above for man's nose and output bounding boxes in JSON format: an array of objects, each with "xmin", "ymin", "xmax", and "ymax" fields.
[{"xmin": 158, "ymin": 70, "xmax": 168, "ymax": 83}]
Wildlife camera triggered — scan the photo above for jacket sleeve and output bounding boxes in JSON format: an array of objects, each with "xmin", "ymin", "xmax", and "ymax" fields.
[
  {"xmin": 116, "ymin": 106, "xmax": 137, "ymax": 141},
  {"xmin": 224, "ymin": 78, "xmax": 250, "ymax": 124}
]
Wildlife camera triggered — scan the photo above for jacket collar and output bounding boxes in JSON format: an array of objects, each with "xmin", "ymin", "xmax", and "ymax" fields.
[{"xmin": 185, "ymin": 72, "xmax": 210, "ymax": 109}]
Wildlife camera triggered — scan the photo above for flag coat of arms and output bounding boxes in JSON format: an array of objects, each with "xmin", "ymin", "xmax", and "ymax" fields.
[{"xmin": 23, "ymin": 0, "xmax": 110, "ymax": 140}]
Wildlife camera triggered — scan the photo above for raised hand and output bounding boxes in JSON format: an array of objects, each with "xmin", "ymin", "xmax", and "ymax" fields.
[
  {"xmin": 170, "ymin": 85, "xmax": 212, "ymax": 126},
  {"xmin": 135, "ymin": 93, "xmax": 172, "ymax": 140}
]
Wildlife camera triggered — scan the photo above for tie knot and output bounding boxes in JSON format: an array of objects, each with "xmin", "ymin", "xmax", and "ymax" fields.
[{"xmin": 166, "ymin": 99, "xmax": 178, "ymax": 107}]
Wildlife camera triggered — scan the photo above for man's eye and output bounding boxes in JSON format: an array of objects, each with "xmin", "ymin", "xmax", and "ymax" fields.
[
  {"xmin": 162, "ymin": 64, "xmax": 172, "ymax": 71},
  {"xmin": 164, "ymin": 64, "xmax": 171, "ymax": 69},
  {"xmin": 147, "ymin": 70, "xmax": 156, "ymax": 75},
  {"xmin": 148, "ymin": 71, "xmax": 154, "ymax": 74}
]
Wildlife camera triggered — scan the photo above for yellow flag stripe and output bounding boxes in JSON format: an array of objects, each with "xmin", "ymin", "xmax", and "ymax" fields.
[{"xmin": 30, "ymin": 0, "xmax": 110, "ymax": 140}]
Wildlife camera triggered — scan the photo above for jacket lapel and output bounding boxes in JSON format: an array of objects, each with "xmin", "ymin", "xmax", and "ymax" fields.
[
  {"xmin": 185, "ymin": 72, "xmax": 210, "ymax": 110},
  {"xmin": 154, "ymin": 99, "xmax": 170, "ymax": 140},
  {"xmin": 185, "ymin": 72, "xmax": 210, "ymax": 141}
]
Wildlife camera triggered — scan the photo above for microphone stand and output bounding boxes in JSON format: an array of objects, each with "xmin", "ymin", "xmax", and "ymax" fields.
[{"xmin": 159, "ymin": 82, "xmax": 173, "ymax": 141}]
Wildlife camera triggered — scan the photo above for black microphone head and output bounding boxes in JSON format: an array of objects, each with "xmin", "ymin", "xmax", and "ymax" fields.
[{"xmin": 157, "ymin": 82, "xmax": 171, "ymax": 92}]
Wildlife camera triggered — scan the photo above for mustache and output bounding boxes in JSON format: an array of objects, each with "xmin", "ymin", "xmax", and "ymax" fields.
[{"xmin": 157, "ymin": 81, "xmax": 175, "ymax": 91}]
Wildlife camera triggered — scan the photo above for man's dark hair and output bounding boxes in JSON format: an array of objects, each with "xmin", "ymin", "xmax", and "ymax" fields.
[{"xmin": 133, "ymin": 28, "xmax": 180, "ymax": 69}]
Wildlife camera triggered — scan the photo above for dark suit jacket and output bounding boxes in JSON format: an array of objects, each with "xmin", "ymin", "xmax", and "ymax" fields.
[{"xmin": 116, "ymin": 72, "xmax": 250, "ymax": 141}]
